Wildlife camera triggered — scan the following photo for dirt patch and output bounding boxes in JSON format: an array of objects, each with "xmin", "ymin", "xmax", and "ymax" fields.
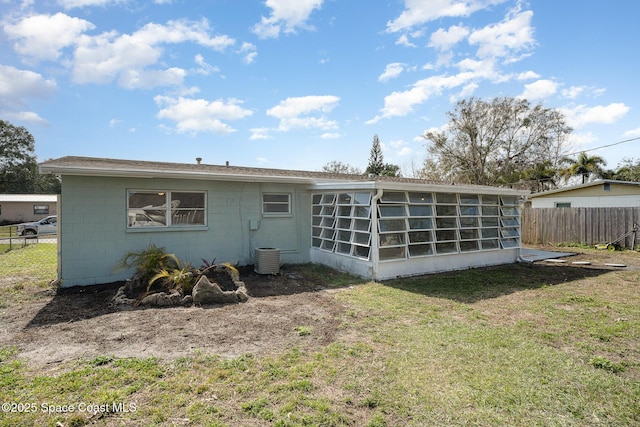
[
  {"xmin": 1, "ymin": 248, "xmax": 638, "ymax": 369},
  {"xmin": 0, "ymin": 265, "xmax": 349, "ymax": 367}
]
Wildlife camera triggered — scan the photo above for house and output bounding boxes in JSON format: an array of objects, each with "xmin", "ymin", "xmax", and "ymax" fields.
[
  {"xmin": 527, "ymin": 180, "xmax": 640, "ymax": 208},
  {"xmin": 0, "ymin": 194, "xmax": 58, "ymax": 224},
  {"xmin": 39, "ymin": 156, "xmax": 528, "ymax": 287}
]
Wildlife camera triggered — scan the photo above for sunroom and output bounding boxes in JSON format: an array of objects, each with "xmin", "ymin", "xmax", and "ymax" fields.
[{"xmin": 309, "ymin": 182, "xmax": 527, "ymax": 280}]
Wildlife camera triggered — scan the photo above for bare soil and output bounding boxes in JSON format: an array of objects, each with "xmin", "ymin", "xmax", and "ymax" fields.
[{"xmin": 1, "ymin": 247, "xmax": 639, "ymax": 368}]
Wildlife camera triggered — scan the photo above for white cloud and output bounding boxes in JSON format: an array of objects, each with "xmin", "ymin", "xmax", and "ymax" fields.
[
  {"xmin": 468, "ymin": 9, "xmax": 535, "ymax": 60},
  {"xmin": 154, "ymin": 95, "xmax": 253, "ymax": 134},
  {"xmin": 623, "ymin": 127, "xmax": 640, "ymax": 138},
  {"xmin": 367, "ymin": 72, "xmax": 475, "ymax": 123},
  {"xmin": 267, "ymin": 95, "xmax": 340, "ymax": 131},
  {"xmin": 0, "ymin": 64, "xmax": 57, "ymax": 108},
  {"xmin": 3, "ymin": 111, "xmax": 49, "ymax": 126},
  {"xmin": 560, "ymin": 103, "xmax": 630, "ymax": 128},
  {"xmin": 250, "ymin": 127, "xmax": 272, "ymax": 140},
  {"xmin": 320, "ymin": 132, "xmax": 340, "ymax": 139},
  {"xmin": 519, "ymin": 79, "xmax": 557, "ymax": 100},
  {"xmin": 429, "ymin": 24, "xmax": 470, "ymax": 50},
  {"xmin": 238, "ymin": 42, "xmax": 257, "ymax": 64},
  {"xmin": 252, "ymin": 0, "xmax": 323, "ymax": 39},
  {"xmin": 515, "ymin": 70, "xmax": 540, "ymax": 80},
  {"xmin": 3, "ymin": 12, "xmax": 94, "ymax": 61},
  {"xmin": 378, "ymin": 63, "xmax": 406, "ymax": 82},
  {"xmin": 386, "ymin": 0, "xmax": 506, "ymax": 33},
  {"xmin": 57, "ymin": 0, "xmax": 121, "ymax": 8},
  {"xmin": 72, "ymin": 19, "xmax": 235, "ymax": 88},
  {"xmin": 395, "ymin": 34, "xmax": 416, "ymax": 47}
]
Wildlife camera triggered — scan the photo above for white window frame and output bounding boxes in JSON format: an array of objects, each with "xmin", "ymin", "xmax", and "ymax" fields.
[
  {"xmin": 262, "ymin": 193, "xmax": 292, "ymax": 216},
  {"xmin": 127, "ymin": 190, "xmax": 207, "ymax": 229}
]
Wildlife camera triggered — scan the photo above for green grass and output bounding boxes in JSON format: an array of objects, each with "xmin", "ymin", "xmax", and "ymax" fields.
[
  {"xmin": 1, "ymin": 247, "xmax": 639, "ymax": 426},
  {"xmin": 0, "ymin": 244, "xmax": 57, "ymax": 308}
]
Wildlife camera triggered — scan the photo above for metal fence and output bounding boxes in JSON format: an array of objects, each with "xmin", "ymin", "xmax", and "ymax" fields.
[
  {"xmin": 0, "ymin": 224, "xmax": 58, "ymax": 252},
  {"xmin": 521, "ymin": 207, "xmax": 640, "ymax": 248}
]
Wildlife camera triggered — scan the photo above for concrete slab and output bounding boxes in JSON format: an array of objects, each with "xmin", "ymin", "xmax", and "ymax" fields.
[{"xmin": 520, "ymin": 248, "xmax": 577, "ymax": 262}]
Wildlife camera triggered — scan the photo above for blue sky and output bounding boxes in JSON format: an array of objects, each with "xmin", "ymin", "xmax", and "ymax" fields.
[{"xmin": 1, "ymin": 0, "xmax": 639, "ymax": 174}]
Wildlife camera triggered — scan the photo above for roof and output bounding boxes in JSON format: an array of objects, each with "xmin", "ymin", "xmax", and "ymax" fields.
[
  {"xmin": 39, "ymin": 156, "xmax": 527, "ymax": 195},
  {"xmin": 528, "ymin": 180, "xmax": 640, "ymax": 198},
  {"xmin": 0, "ymin": 194, "xmax": 58, "ymax": 202}
]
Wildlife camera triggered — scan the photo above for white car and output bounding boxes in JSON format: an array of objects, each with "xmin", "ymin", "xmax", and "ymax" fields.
[{"xmin": 17, "ymin": 215, "xmax": 58, "ymax": 236}]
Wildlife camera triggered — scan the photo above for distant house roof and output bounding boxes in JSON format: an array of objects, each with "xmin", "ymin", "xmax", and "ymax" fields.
[
  {"xmin": 529, "ymin": 180, "xmax": 640, "ymax": 198},
  {"xmin": 0, "ymin": 194, "xmax": 58, "ymax": 202},
  {"xmin": 39, "ymin": 156, "xmax": 527, "ymax": 196}
]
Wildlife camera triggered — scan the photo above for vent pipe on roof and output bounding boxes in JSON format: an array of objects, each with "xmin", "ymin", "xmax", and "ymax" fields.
[
  {"xmin": 196, "ymin": 157, "xmax": 202, "ymax": 165},
  {"xmin": 226, "ymin": 160, "xmax": 229, "ymax": 166}
]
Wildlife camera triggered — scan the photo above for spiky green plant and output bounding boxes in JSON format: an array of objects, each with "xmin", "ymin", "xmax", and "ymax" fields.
[{"xmin": 116, "ymin": 244, "xmax": 179, "ymax": 285}]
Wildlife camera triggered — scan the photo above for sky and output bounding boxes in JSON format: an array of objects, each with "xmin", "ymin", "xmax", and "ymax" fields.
[{"xmin": 1, "ymin": 0, "xmax": 639, "ymax": 175}]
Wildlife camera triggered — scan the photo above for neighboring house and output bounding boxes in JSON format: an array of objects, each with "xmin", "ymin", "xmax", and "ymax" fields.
[
  {"xmin": 39, "ymin": 156, "xmax": 528, "ymax": 287},
  {"xmin": 0, "ymin": 194, "xmax": 58, "ymax": 224},
  {"xmin": 527, "ymin": 180, "xmax": 640, "ymax": 208}
]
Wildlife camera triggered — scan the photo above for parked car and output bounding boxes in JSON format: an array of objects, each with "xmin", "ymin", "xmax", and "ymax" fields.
[{"xmin": 17, "ymin": 215, "xmax": 57, "ymax": 236}]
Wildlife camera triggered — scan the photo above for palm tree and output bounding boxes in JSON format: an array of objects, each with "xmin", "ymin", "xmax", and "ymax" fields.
[{"xmin": 560, "ymin": 152, "xmax": 607, "ymax": 184}]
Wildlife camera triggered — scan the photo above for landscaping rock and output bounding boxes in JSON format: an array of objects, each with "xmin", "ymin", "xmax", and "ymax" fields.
[{"xmin": 192, "ymin": 275, "xmax": 248, "ymax": 305}]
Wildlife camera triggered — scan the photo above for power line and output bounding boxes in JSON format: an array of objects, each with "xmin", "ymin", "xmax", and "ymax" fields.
[{"xmin": 563, "ymin": 136, "xmax": 640, "ymax": 157}]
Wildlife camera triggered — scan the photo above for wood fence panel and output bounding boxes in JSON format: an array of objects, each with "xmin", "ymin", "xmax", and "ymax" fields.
[{"xmin": 522, "ymin": 207, "xmax": 640, "ymax": 248}]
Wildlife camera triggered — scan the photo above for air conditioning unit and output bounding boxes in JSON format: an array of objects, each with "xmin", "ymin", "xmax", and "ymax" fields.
[{"xmin": 254, "ymin": 247, "xmax": 280, "ymax": 274}]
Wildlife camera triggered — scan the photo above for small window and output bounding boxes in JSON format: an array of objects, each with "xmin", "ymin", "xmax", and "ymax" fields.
[
  {"xmin": 603, "ymin": 183, "xmax": 611, "ymax": 192},
  {"xmin": 263, "ymin": 193, "xmax": 291, "ymax": 215},
  {"xmin": 555, "ymin": 202, "xmax": 571, "ymax": 208},
  {"xmin": 34, "ymin": 205, "xmax": 50, "ymax": 215}
]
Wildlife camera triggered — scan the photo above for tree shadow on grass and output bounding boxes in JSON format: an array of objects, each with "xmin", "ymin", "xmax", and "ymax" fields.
[{"xmin": 382, "ymin": 263, "xmax": 615, "ymax": 304}]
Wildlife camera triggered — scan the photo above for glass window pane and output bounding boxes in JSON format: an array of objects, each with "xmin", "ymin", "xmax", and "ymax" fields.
[
  {"xmin": 353, "ymin": 219, "xmax": 370, "ymax": 231},
  {"xmin": 459, "ymin": 206, "xmax": 479, "ymax": 216},
  {"xmin": 321, "ymin": 228, "xmax": 334, "ymax": 239},
  {"xmin": 321, "ymin": 206, "xmax": 335, "ymax": 216},
  {"xmin": 312, "ymin": 217, "xmax": 322, "ymax": 226},
  {"xmin": 459, "ymin": 194, "xmax": 479, "ymax": 205},
  {"xmin": 379, "ymin": 219, "xmax": 406, "ymax": 232},
  {"xmin": 502, "ymin": 217, "xmax": 519, "ymax": 227},
  {"xmin": 354, "ymin": 192, "xmax": 371, "ymax": 205},
  {"xmin": 501, "ymin": 207, "xmax": 519, "ymax": 216},
  {"xmin": 501, "ymin": 196, "xmax": 519, "ymax": 206},
  {"xmin": 435, "ymin": 242, "xmax": 458, "ymax": 254},
  {"xmin": 409, "ymin": 218, "xmax": 433, "ymax": 230},
  {"xmin": 381, "ymin": 192, "xmax": 406, "ymax": 203},
  {"xmin": 460, "ymin": 241, "xmax": 479, "ymax": 252},
  {"xmin": 336, "ymin": 243, "xmax": 351, "ymax": 254},
  {"xmin": 459, "ymin": 217, "xmax": 479, "ymax": 228},
  {"xmin": 435, "ymin": 205, "xmax": 457, "ymax": 216},
  {"xmin": 409, "ymin": 244, "xmax": 433, "ymax": 257},
  {"xmin": 408, "ymin": 230, "xmax": 432, "ymax": 243},
  {"xmin": 482, "ymin": 206, "xmax": 499, "ymax": 216},
  {"xmin": 409, "ymin": 205, "xmax": 433, "ymax": 217},
  {"xmin": 436, "ymin": 217, "xmax": 457, "ymax": 229},
  {"xmin": 321, "ymin": 240, "xmax": 335, "ymax": 251},
  {"xmin": 263, "ymin": 194, "xmax": 289, "ymax": 203},
  {"xmin": 482, "ymin": 239, "xmax": 499, "ymax": 250},
  {"xmin": 337, "ymin": 193, "xmax": 352, "ymax": 204},
  {"xmin": 460, "ymin": 229, "xmax": 479, "ymax": 240},
  {"xmin": 380, "ymin": 233, "xmax": 405, "ymax": 246},
  {"xmin": 321, "ymin": 194, "xmax": 336, "ymax": 204},
  {"xmin": 353, "ymin": 206, "xmax": 371, "ymax": 218},
  {"xmin": 337, "ymin": 218, "xmax": 352, "ymax": 229},
  {"xmin": 482, "ymin": 195, "xmax": 499, "ymax": 205},
  {"xmin": 312, "ymin": 238, "xmax": 322, "ymax": 247},
  {"xmin": 408, "ymin": 192, "xmax": 433, "ymax": 203},
  {"xmin": 312, "ymin": 227, "xmax": 321, "ymax": 237},
  {"xmin": 128, "ymin": 191, "xmax": 167, "ymax": 226},
  {"xmin": 379, "ymin": 205, "xmax": 406, "ymax": 217},
  {"xmin": 482, "ymin": 217, "xmax": 499, "ymax": 227},
  {"xmin": 435, "ymin": 229, "xmax": 457, "ymax": 241},
  {"xmin": 312, "ymin": 194, "xmax": 322, "ymax": 204},
  {"xmin": 481, "ymin": 228, "xmax": 499, "ymax": 238},
  {"xmin": 436, "ymin": 193, "xmax": 457, "ymax": 204},
  {"xmin": 353, "ymin": 245, "xmax": 370, "ymax": 259},
  {"xmin": 263, "ymin": 203, "xmax": 290, "ymax": 213},
  {"xmin": 501, "ymin": 228, "xmax": 520, "ymax": 238},
  {"xmin": 337, "ymin": 230, "xmax": 351, "ymax": 242},
  {"xmin": 337, "ymin": 206, "xmax": 352, "ymax": 216},
  {"xmin": 501, "ymin": 238, "xmax": 519, "ymax": 248},
  {"xmin": 353, "ymin": 232, "xmax": 370, "ymax": 245}
]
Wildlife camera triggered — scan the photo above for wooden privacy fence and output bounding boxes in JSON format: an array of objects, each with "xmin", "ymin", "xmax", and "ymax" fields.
[{"xmin": 521, "ymin": 207, "xmax": 640, "ymax": 248}]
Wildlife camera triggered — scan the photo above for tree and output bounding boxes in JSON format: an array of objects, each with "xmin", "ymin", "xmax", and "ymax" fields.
[
  {"xmin": 560, "ymin": 152, "xmax": 607, "ymax": 184},
  {"xmin": 610, "ymin": 158, "xmax": 640, "ymax": 182},
  {"xmin": 365, "ymin": 134, "xmax": 400, "ymax": 177},
  {"xmin": 321, "ymin": 161, "xmax": 362, "ymax": 175},
  {"xmin": 421, "ymin": 97, "xmax": 572, "ymax": 186},
  {"xmin": 0, "ymin": 119, "xmax": 60, "ymax": 193}
]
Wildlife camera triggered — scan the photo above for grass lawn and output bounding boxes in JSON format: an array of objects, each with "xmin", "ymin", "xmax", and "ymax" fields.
[{"xmin": 1, "ymin": 244, "xmax": 639, "ymax": 426}]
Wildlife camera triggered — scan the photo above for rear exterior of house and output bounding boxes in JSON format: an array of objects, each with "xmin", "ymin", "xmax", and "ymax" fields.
[
  {"xmin": 528, "ymin": 180, "xmax": 640, "ymax": 208},
  {"xmin": 40, "ymin": 156, "xmax": 527, "ymax": 287},
  {"xmin": 0, "ymin": 194, "xmax": 58, "ymax": 224}
]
